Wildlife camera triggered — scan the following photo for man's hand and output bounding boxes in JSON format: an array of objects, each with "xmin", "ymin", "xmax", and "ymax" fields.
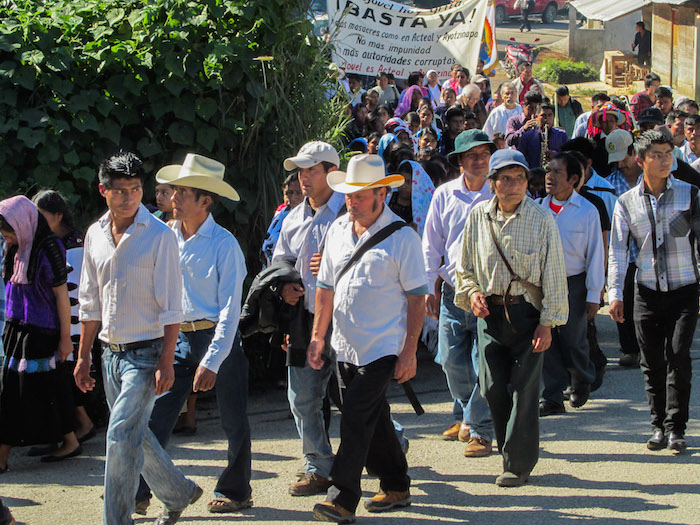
[
  {"xmin": 281, "ymin": 282, "xmax": 305, "ymax": 306},
  {"xmin": 154, "ymin": 360, "xmax": 175, "ymax": 396},
  {"xmin": 309, "ymin": 252, "xmax": 323, "ymax": 277},
  {"xmin": 524, "ymin": 118, "xmax": 538, "ymax": 130},
  {"xmin": 532, "ymin": 324, "xmax": 552, "ymax": 353},
  {"xmin": 470, "ymin": 292, "xmax": 490, "ymax": 318},
  {"xmin": 307, "ymin": 339, "xmax": 325, "ymax": 370},
  {"xmin": 281, "ymin": 334, "xmax": 290, "ymax": 352},
  {"xmin": 426, "ymin": 294, "xmax": 440, "ymax": 319},
  {"xmin": 586, "ymin": 302, "xmax": 600, "ymax": 321},
  {"xmin": 74, "ymin": 358, "xmax": 96, "ymax": 393},
  {"xmin": 609, "ymin": 300, "xmax": 625, "ymax": 323},
  {"xmin": 58, "ymin": 337, "xmax": 73, "ymax": 362},
  {"xmin": 193, "ymin": 366, "xmax": 217, "ymax": 392},
  {"xmin": 394, "ymin": 347, "xmax": 417, "ymax": 384}
]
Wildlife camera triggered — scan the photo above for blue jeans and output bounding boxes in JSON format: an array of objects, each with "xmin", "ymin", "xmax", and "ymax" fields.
[
  {"xmin": 288, "ymin": 354, "xmax": 335, "ymax": 478},
  {"xmin": 102, "ymin": 342, "xmax": 197, "ymax": 525},
  {"xmin": 136, "ymin": 329, "xmax": 252, "ymax": 502},
  {"xmin": 435, "ymin": 285, "xmax": 493, "ymax": 440}
]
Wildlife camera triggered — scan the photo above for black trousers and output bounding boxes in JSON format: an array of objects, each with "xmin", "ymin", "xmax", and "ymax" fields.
[
  {"xmin": 634, "ymin": 284, "xmax": 698, "ymax": 434},
  {"xmin": 616, "ymin": 263, "xmax": 640, "ymax": 355},
  {"xmin": 520, "ymin": 8, "xmax": 532, "ymax": 30},
  {"xmin": 328, "ymin": 355, "xmax": 409, "ymax": 512}
]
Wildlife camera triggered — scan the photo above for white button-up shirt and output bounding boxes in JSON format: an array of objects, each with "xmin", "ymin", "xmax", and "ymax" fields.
[
  {"xmin": 483, "ymin": 104, "xmax": 523, "ymax": 139},
  {"xmin": 540, "ymin": 192, "xmax": 606, "ymax": 303},
  {"xmin": 172, "ymin": 214, "xmax": 247, "ymax": 373},
  {"xmin": 79, "ymin": 204, "xmax": 183, "ymax": 344},
  {"xmin": 422, "ymin": 176, "xmax": 492, "ymax": 290},
  {"xmin": 272, "ymin": 192, "xmax": 346, "ymax": 313},
  {"xmin": 317, "ymin": 205, "xmax": 428, "ymax": 366}
]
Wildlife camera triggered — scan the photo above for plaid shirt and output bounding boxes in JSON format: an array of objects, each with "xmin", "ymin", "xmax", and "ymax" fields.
[
  {"xmin": 455, "ymin": 196, "xmax": 569, "ymax": 327},
  {"xmin": 630, "ymin": 92, "xmax": 653, "ymax": 122},
  {"xmin": 608, "ymin": 176, "xmax": 700, "ymax": 302}
]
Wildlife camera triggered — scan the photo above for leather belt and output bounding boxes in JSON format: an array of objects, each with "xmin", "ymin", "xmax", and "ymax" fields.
[
  {"xmin": 105, "ymin": 338, "xmax": 163, "ymax": 353},
  {"xmin": 180, "ymin": 319, "xmax": 217, "ymax": 332},
  {"xmin": 487, "ymin": 294, "xmax": 523, "ymax": 306}
]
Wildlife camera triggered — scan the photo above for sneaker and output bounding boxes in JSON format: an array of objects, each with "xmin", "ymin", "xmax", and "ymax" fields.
[
  {"xmin": 463, "ymin": 437, "xmax": 492, "ymax": 457},
  {"xmin": 153, "ymin": 484, "xmax": 203, "ymax": 525},
  {"xmin": 289, "ymin": 472, "xmax": 331, "ymax": 496},
  {"xmin": 619, "ymin": 353, "xmax": 640, "ymax": 368},
  {"xmin": 668, "ymin": 432, "xmax": 687, "ymax": 454},
  {"xmin": 363, "ymin": 490, "xmax": 411, "ymax": 513},
  {"xmin": 442, "ymin": 421, "xmax": 463, "ymax": 441},
  {"xmin": 495, "ymin": 471, "xmax": 529, "ymax": 487},
  {"xmin": 646, "ymin": 429, "xmax": 667, "ymax": 451},
  {"xmin": 313, "ymin": 501, "xmax": 356, "ymax": 523}
]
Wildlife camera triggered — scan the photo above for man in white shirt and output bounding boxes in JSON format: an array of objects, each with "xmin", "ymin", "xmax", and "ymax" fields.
[
  {"xmin": 539, "ymin": 152, "xmax": 605, "ymax": 416},
  {"xmin": 272, "ymin": 142, "xmax": 345, "ymax": 497},
  {"xmin": 483, "ymin": 83, "xmax": 523, "ymax": 139},
  {"xmin": 75, "ymin": 153, "xmax": 200, "ymax": 525},
  {"xmin": 134, "ymin": 154, "xmax": 251, "ymax": 516},
  {"xmin": 309, "ymin": 154, "xmax": 428, "ymax": 523},
  {"xmin": 681, "ymin": 114, "xmax": 700, "ymax": 163},
  {"xmin": 423, "ymin": 130, "xmax": 494, "ymax": 455}
]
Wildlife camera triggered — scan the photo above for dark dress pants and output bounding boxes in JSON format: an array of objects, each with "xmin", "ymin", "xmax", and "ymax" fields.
[
  {"xmin": 478, "ymin": 300, "xmax": 543, "ymax": 476},
  {"xmin": 634, "ymin": 284, "xmax": 698, "ymax": 434},
  {"xmin": 616, "ymin": 263, "xmax": 640, "ymax": 355},
  {"xmin": 327, "ymin": 355, "xmax": 409, "ymax": 513}
]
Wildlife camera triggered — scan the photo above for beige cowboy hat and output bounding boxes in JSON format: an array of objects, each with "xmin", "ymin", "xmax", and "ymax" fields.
[
  {"xmin": 156, "ymin": 153, "xmax": 239, "ymax": 201},
  {"xmin": 326, "ymin": 154, "xmax": 405, "ymax": 194}
]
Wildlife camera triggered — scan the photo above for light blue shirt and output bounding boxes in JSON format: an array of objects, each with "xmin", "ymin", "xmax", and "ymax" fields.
[
  {"xmin": 172, "ymin": 214, "xmax": 247, "ymax": 374},
  {"xmin": 584, "ymin": 170, "xmax": 618, "ymax": 223}
]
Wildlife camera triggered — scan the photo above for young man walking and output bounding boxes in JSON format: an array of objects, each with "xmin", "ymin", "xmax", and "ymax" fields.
[
  {"xmin": 134, "ymin": 154, "xmax": 252, "ymax": 516},
  {"xmin": 75, "ymin": 153, "xmax": 201, "ymax": 525},
  {"xmin": 309, "ymin": 154, "xmax": 428, "ymax": 523},
  {"xmin": 609, "ymin": 130, "xmax": 699, "ymax": 454}
]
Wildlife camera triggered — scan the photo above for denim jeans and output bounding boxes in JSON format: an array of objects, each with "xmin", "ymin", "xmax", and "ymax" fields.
[
  {"xmin": 288, "ymin": 353, "xmax": 335, "ymax": 478},
  {"xmin": 435, "ymin": 285, "xmax": 493, "ymax": 440},
  {"xmin": 102, "ymin": 342, "xmax": 197, "ymax": 525},
  {"xmin": 136, "ymin": 329, "xmax": 252, "ymax": 502}
]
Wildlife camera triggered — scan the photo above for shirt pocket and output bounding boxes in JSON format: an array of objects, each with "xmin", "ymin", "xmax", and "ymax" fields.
[{"xmin": 511, "ymin": 249, "xmax": 539, "ymax": 283}]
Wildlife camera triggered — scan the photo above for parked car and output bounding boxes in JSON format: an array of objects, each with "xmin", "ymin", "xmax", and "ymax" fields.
[{"xmin": 495, "ymin": 0, "xmax": 568, "ymax": 25}]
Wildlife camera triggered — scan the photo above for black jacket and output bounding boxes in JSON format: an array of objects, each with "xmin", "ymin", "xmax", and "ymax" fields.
[{"xmin": 239, "ymin": 261, "xmax": 310, "ymax": 366}]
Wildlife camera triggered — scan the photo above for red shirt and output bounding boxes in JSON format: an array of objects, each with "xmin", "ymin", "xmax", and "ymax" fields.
[{"xmin": 518, "ymin": 79, "xmax": 535, "ymax": 104}]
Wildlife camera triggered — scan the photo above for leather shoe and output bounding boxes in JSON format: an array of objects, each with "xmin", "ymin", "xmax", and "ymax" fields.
[
  {"xmin": 40, "ymin": 446, "xmax": 83, "ymax": 463},
  {"xmin": 646, "ymin": 429, "xmax": 667, "ymax": 451},
  {"xmin": 289, "ymin": 472, "xmax": 331, "ymax": 496},
  {"xmin": 153, "ymin": 484, "xmax": 203, "ymax": 525},
  {"xmin": 442, "ymin": 421, "xmax": 463, "ymax": 441},
  {"xmin": 668, "ymin": 432, "xmax": 687, "ymax": 454},
  {"xmin": 619, "ymin": 353, "xmax": 640, "ymax": 368},
  {"xmin": 458, "ymin": 422, "xmax": 470, "ymax": 442},
  {"xmin": 313, "ymin": 501, "xmax": 356, "ymax": 523},
  {"xmin": 539, "ymin": 401, "xmax": 565, "ymax": 417},
  {"xmin": 495, "ymin": 471, "xmax": 529, "ymax": 487},
  {"xmin": 569, "ymin": 386, "xmax": 590, "ymax": 408},
  {"xmin": 463, "ymin": 437, "xmax": 492, "ymax": 457}
]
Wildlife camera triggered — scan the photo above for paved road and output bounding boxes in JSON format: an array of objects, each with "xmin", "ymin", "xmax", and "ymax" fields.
[
  {"xmin": 2, "ymin": 307, "xmax": 699, "ymax": 524},
  {"xmin": 495, "ymin": 18, "xmax": 569, "ymax": 51}
]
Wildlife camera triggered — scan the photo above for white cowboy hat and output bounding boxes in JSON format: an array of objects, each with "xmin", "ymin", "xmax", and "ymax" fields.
[
  {"xmin": 156, "ymin": 153, "xmax": 240, "ymax": 201},
  {"xmin": 326, "ymin": 154, "xmax": 405, "ymax": 194}
]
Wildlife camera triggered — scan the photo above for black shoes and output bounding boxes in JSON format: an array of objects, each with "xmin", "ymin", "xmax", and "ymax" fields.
[
  {"xmin": 569, "ymin": 386, "xmax": 590, "ymax": 409},
  {"xmin": 647, "ymin": 430, "xmax": 688, "ymax": 454},
  {"xmin": 619, "ymin": 353, "xmax": 640, "ymax": 368},
  {"xmin": 539, "ymin": 401, "xmax": 566, "ymax": 417},
  {"xmin": 647, "ymin": 429, "xmax": 667, "ymax": 450},
  {"xmin": 668, "ymin": 432, "xmax": 687, "ymax": 454}
]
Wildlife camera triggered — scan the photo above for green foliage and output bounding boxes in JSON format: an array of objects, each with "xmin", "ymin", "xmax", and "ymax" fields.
[
  {"xmin": 0, "ymin": 0, "xmax": 347, "ymax": 270},
  {"xmin": 533, "ymin": 58, "xmax": 599, "ymax": 85}
]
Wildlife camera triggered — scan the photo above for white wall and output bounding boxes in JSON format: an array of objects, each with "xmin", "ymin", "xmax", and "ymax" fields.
[{"xmin": 569, "ymin": 9, "xmax": 644, "ymax": 67}]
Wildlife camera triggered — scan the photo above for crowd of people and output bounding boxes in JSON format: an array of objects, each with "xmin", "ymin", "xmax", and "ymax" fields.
[{"xmin": 0, "ymin": 59, "xmax": 698, "ymax": 525}]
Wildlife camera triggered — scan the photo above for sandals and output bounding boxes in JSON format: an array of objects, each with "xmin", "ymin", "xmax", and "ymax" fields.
[{"xmin": 207, "ymin": 496, "xmax": 253, "ymax": 513}]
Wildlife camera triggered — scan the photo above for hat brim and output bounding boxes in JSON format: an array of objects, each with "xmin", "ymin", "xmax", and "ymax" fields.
[
  {"xmin": 448, "ymin": 141, "xmax": 497, "ymax": 167},
  {"xmin": 326, "ymin": 172, "xmax": 405, "ymax": 194},
  {"xmin": 284, "ymin": 154, "xmax": 319, "ymax": 171},
  {"xmin": 487, "ymin": 162, "xmax": 531, "ymax": 179},
  {"xmin": 607, "ymin": 151, "xmax": 627, "ymax": 163},
  {"xmin": 156, "ymin": 166, "xmax": 240, "ymax": 201}
]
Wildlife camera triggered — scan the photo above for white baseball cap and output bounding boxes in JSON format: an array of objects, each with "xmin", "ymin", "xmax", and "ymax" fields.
[
  {"xmin": 605, "ymin": 129, "xmax": 634, "ymax": 163},
  {"xmin": 283, "ymin": 141, "xmax": 340, "ymax": 171}
]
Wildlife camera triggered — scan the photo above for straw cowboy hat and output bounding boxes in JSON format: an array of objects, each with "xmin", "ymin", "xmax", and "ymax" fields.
[
  {"xmin": 156, "ymin": 153, "xmax": 239, "ymax": 201},
  {"xmin": 326, "ymin": 154, "xmax": 405, "ymax": 194}
]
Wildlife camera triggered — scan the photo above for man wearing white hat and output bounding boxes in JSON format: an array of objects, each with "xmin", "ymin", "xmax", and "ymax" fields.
[
  {"xmin": 309, "ymin": 154, "xmax": 428, "ymax": 523},
  {"xmin": 272, "ymin": 141, "xmax": 346, "ymax": 497},
  {"xmin": 134, "ymin": 154, "xmax": 252, "ymax": 521}
]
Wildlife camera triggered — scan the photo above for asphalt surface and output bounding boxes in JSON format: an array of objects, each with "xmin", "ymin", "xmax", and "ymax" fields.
[
  {"xmin": 495, "ymin": 18, "xmax": 569, "ymax": 51},
  {"xmin": 2, "ymin": 306, "xmax": 700, "ymax": 524}
]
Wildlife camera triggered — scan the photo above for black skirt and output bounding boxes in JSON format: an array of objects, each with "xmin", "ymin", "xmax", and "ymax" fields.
[{"xmin": 0, "ymin": 321, "xmax": 74, "ymax": 446}]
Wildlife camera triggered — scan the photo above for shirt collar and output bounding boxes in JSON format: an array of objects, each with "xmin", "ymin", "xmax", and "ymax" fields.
[
  {"xmin": 303, "ymin": 191, "xmax": 345, "ymax": 216},
  {"xmin": 639, "ymin": 174, "xmax": 675, "ymax": 196},
  {"xmin": 457, "ymin": 176, "xmax": 491, "ymax": 197},
  {"xmin": 99, "ymin": 203, "xmax": 149, "ymax": 228},
  {"xmin": 175, "ymin": 213, "xmax": 215, "ymax": 239},
  {"xmin": 486, "ymin": 195, "xmax": 528, "ymax": 219}
]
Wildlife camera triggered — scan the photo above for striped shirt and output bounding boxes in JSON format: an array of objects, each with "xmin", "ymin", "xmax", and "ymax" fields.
[
  {"xmin": 79, "ymin": 204, "xmax": 183, "ymax": 344},
  {"xmin": 608, "ymin": 176, "xmax": 700, "ymax": 302},
  {"xmin": 455, "ymin": 196, "xmax": 569, "ymax": 327}
]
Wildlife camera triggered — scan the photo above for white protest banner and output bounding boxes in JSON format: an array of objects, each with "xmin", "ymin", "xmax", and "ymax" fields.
[{"xmin": 327, "ymin": 0, "xmax": 488, "ymax": 80}]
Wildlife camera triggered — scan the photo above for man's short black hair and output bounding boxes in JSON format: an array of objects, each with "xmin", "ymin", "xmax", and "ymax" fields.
[
  {"xmin": 555, "ymin": 85, "xmax": 569, "ymax": 97},
  {"xmin": 537, "ymin": 102, "xmax": 555, "ymax": 114},
  {"xmin": 665, "ymin": 109, "xmax": 688, "ymax": 125},
  {"xmin": 591, "ymin": 92, "xmax": 611, "ymax": 105},
  {"xmin": 517, "ymin": 61, "xmax": 532, "ymax": 72},
  {"xmin": 685, "ymin": 114, "xmax": 700, "ymax": 128},
  {"xmin": 407, "ymin": 71, "xmax": 422, "ymax": 86},
  {"xmin": 524, "ymin": 90, "xmax": 544, "ymax": 105},
  {"xmin": 636, "ymin": 21, "xmax": 645, "ymax": 29},
  {"xmin": 644, "ymin": 72, "xmax": 660, "ymax": 88},
  {"xmin": 655, "ymin": 86, "xmax": 673, "ymax": 100},
  {"xmin": 405, "ymin": 112, "xmax": 420, "ymax": 125},
  {"xmin": 386, "ymin": 73, "xmax": 395, "ymax": 81},
  {"xmin": 463, "ymin": 111, "xmax": 478, "ymax": 122},
  {"xmin": 551, "ymin": 151, "xmax": 583, "ymax": 185},
  {"xmin": 635, "ymin": 129, "xmax": 673, "ymax": 158},
  {"xmin": 445, "ymin": 106, "xmax": 464, "ymax": 122},
  {"xmin": 561, "ymin": 137, "xmax": 595, "ymax": 161},
  {"xmin": 192, "ymin": 188, "xmax": 219, "ymax": 213},
  {"xmin": 376, "ymin": 71, "xmax": 388, "ymax": 79},
  {"xmin": 98, "ymin": 152, "xmax": 145, "ymax": 189}
]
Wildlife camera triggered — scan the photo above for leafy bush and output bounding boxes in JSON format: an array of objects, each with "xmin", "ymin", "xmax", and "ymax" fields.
[
  {"xmin": 534, "ymin": 58, "xmax": 598, "ymax": 85},
  {"xmin": 0, "ymin": 0, "xmax": 346, "ymax": 268}
]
